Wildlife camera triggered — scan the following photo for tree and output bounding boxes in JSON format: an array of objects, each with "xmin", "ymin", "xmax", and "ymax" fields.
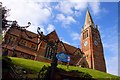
[{"xmin": 0, "ymin": 2, "xmax": 10, "ymax": 32}]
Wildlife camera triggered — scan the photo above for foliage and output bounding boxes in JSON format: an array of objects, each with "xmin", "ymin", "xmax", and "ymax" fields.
[
  {"xmin": 57, "ymin": 68, "xmax": 93, "ymax": 79},
  {"xmin": 0, "ymin": 2, "xmax": 10, "ymax": 31},
  {"xmin": 2, "ymin": 56, "xmax": 13, "ymax": 68}
]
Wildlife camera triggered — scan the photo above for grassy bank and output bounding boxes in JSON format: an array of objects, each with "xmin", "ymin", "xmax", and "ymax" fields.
[{"xmin": 10, "ymin": 57, "xmax": 120, "ymax": 79}]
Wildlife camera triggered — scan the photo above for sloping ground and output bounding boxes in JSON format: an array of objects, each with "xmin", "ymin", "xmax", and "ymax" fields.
[{"xmin": 10, "ymin": 57, "xmax": 120, "ymax": 79}]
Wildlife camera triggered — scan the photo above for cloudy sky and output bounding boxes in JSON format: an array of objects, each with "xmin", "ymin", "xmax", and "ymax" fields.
[{"xmin": 1, "ymin": 0, "xmax": 119, "ymax": 76}]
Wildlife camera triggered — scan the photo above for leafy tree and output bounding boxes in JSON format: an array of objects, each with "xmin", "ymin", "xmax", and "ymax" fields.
[{"xmin": 0, "ymin": 2, "xmax": 10, "ymax": 32}]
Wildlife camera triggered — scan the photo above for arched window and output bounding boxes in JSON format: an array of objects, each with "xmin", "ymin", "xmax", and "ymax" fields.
[{"xmin": 44, "ymin": 44, "xmax": 54, "ymax": 60}]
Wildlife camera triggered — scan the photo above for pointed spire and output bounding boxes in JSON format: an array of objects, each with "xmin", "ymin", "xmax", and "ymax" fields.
[{"xmin": 84, "ymin": 8, "xmax": 94, "ymax": 29}]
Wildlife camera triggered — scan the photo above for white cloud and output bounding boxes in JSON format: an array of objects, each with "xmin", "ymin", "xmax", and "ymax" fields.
[
  {"xmin": 56, "ymin": 14, "xmax": 76, "ymax": 27},
  {"xmin": 74, "ymin": 2, "xmax": 88, "ymax": 11},
  {"xmin": 56, "ymin": 14, "xmax": 65, "ymax": 21},
  {"xmin": 100, "ymin": 24, "xmax": 118, "ymax": 75},
  {"xmin": 47, "ymin": 24, "xmax": 55, "ymax": 33},
  {"xmin": 102, "ymin": 8, "xmax": 109, "ymax": 14},
  {"xmin": 89, "ymin": 2, "xmax": 100, "ymax": 15},
  {"xmin": 55, "ymin": 1, "xmax": 101, "ymax": 16},
  {"xmin": 54, "ymin": 1, "xmax": 102, "ymax": 28},
  {"xmin": 66, "ymin": 0, "xmax": 99, "ymax": 2},
  {"xmin": 62, "ymin": 40, "xmax": 71, "ymax": 45},
  {"xmin": 106, "ymin": 55, "xmax": 118, "ymax": 75},
  {"xmin": 66, "ymin": 16, "xmax": 76, "ymax": 24},
  {"xmin": 55, "ymin": 1, "xmax": 88, "ymax": 15},
  {"xmin": 55, "ymin": 1, "xmax": 74, "ymax": 15},
  {"xmin": 1, "ymin": 0, "xmax": 102, "ymax": 34},
  {"xmin": 71, "ymin": 32, "xmax": 80, "ymax": 40},
  {"xmin": 59, "ymin": 37, "xmax": 71, "ymax": 45},
  {"xmin": 2, "ymin": 0, "xmax": 52, "ymax": 33}
]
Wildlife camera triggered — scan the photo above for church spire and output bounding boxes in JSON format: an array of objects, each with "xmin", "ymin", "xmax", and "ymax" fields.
[{"xmin": 84, "ymin": 8, "xmax": 94, "ymax": 29}]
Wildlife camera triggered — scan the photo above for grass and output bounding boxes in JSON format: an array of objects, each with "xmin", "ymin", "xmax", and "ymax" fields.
[
  {"xmin": 10, "ymin": 57, "xmax": 120, "ymax": 79},
  {"xmin": 10, "ymin": 57, "xmax": 50, "ymax": 72},
  {"xmin": 58, "ymin": 65, "xmax": 118, "ymax": 79}
]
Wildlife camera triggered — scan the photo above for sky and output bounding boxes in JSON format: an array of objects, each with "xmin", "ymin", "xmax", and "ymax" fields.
[
  {"xmin": 119, "ymin": 1, "xmax": 120, "ymax": 76},
  {"xmin": 1, "ymin": 0, "xmax": 119, "ymax": 76}
]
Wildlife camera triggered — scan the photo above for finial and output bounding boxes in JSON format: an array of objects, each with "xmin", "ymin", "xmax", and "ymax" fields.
[
  {"xmin": 87, "ymin": 7, "xmax": 88, "ymax": 10},
  {"xmin": 96, "ymin": 25, "xmax": 98, "ymax": 29}
]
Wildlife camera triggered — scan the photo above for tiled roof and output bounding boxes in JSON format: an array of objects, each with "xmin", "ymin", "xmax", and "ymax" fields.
[
  {"xmin": 62, "ymin": 43, "xmax": 81, "ymax": 55},
  {"xmin": 2, "ymin": 45, "xmax": 36, "ymax": 56},
  {"xmin": 7, "ymin": 27, "xmax": 38, "ymax": 43},
  {"xmin": 46, "ymin": 30, "xmax": 60, "ymax": 42}
]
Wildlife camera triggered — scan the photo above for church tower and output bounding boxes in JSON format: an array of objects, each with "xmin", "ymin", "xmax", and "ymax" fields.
[{"xmin": 81, "ymin": 9, "xmax": 106, "ymax": 72}]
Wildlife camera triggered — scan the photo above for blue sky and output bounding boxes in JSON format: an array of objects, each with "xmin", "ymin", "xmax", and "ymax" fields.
[
  {"xmin": 118, "ymin": 3, "xmax": 120, "ymax": 75},
  {"xmin": 2, "ymin": 0, "xmax": 118, "ymax": 76}
]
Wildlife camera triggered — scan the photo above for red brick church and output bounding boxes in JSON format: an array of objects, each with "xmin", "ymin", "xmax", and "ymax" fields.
[{"xmin": 2, "ymin": 9, "xmax": 106, "ymax": 72}]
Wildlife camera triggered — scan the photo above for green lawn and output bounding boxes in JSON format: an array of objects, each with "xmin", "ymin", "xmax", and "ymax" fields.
[
  {"xmin": 10, "ymin": 57, "xmax": 50, "ymax": 72},
  {"xmin": 10, "ymin": 57, "xmax": 120, "ymax": 79}
]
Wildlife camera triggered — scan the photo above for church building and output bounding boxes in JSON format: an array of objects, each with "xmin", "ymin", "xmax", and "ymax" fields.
[{"xmin": 2, "ymin": 9, "xmax": 106, "ymax": 72}]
